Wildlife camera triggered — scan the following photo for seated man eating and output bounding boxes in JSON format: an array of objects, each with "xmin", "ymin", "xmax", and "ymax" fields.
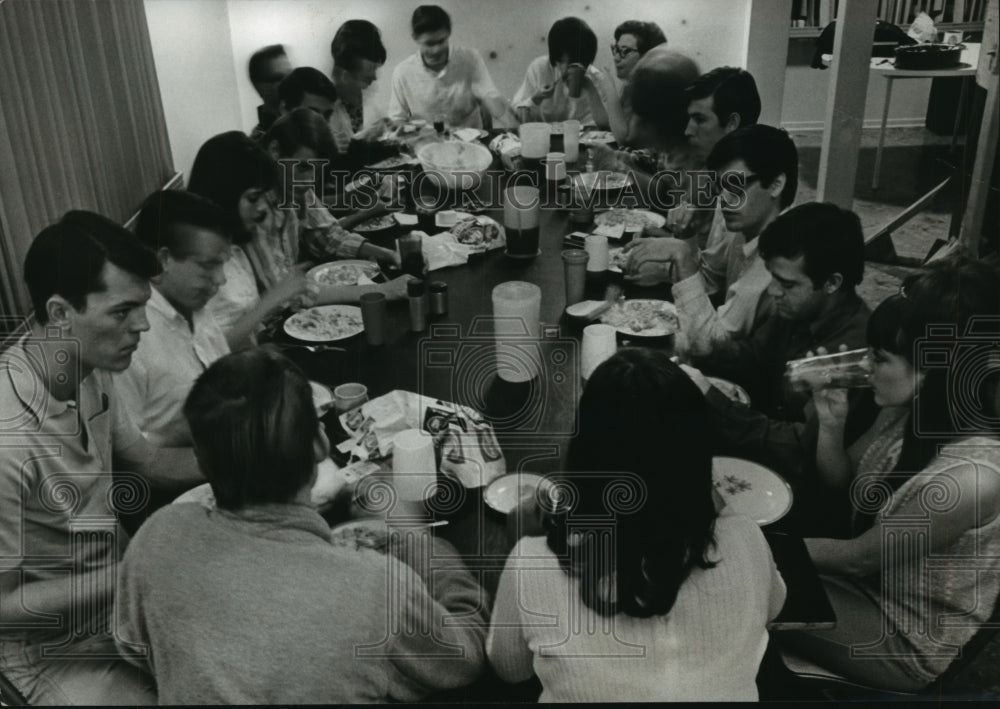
[{"xmin": 115, "ymin": 348, "xmax": 490, "ymax": 703}]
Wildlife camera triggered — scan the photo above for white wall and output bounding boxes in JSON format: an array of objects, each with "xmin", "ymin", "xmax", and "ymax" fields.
[
  {"xmin": 225, "ymin": 0, "xmax": 752, "ymax": 134},
  {"xmin": 144, "ymin": 0, "xmax": 243, "ymax": 179}
]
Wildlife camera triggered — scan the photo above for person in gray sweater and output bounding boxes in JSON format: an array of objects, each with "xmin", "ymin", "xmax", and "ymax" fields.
[{"xmin": 114, "ymin": 347, "xmax": 489, "ymax": 703}]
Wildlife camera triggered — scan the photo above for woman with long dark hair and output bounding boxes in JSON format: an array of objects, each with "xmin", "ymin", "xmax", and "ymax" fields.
[
  {"xmin": 487, "ymin": 348, "xmax": 786, "ymax": 701},
  {"xmin": 783, "ymin": 256, "xmax": 1000, "ymax": 691},
  {"xmin": 188, "ymin": 130, "xmax": 404, "ymax": 348}
]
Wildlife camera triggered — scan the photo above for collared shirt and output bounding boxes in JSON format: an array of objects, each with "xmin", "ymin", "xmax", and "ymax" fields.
[
  {"xmin": 388, "ymin": 46, "xmax": 502, "ymax": 128},
  {"xmin": 512, "ymin": 56, "xmax": 604, "ymax": 125},
  {"xmin": 115, "ymin": 287, "xmax": 230, "ymax": 447},
  {"xmin": 698, "ymin": 293, "xmax": 873, "ymax": 481},
  {"xmin": 672, "ymin": 234, "xmax": 774, "ymax": 359},
  {"xmin": 207, "ymin": 246, "xmax": 260, "ymax": 337},
  {"xmin": 0, "ymin": 336, "xmax": 148, "ymax": 642},
  {"xmin": 328, "ymin": 94, "xmax": 386, "ymax": 155}
]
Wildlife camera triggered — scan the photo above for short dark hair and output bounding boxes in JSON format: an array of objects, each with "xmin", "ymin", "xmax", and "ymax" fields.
[
  {"xmin": 556, "ymin": 348, "xmax": 717, "ymax": 619},
  {"xmin": 135, "ymin": 190, "xmax": 235, "ymax": 259},
  {"xmin": 548, "ymin": 17, "xmax": 598, "ymax": 67},
  {"xmin": 614, "ymin": 20, "xmax": 667, "ymax": 55},
  {"xmin": 265, "ymin": 107, "xmax": 338, "ymax": 163},
  {"xmin": 248, "ymin": 44, "xmax": 287, "ymax": 84},
  {"xmin": 187, "ymin": 131, "xmax": 279, "ymax": 238},
  {"xmin": 686, "ymin": 67, "xmax": 761, "ymax": 128},
  {"xmin": 707, "ymin": 124, "xmax": 798, "ymax": 209},
  {"xmin": 630, "ymin": 49, "xmax": 701, "ymax": 146},
  {"xmin": 758, "ymin": 202, "xmax": 865, "ymax": 293},
  {"xmin": 278, "ymin": 67, "xmax": 337, "ymax": 109},
  {"xmin": 184, "ymin": 347, "xmax": 319, "ymax": 510},
  {"xmin": 331, "ymin": 20, "xmax": 387, "ymax": 72},
  {"xmin": 411, "ymin": 5, "xmax": 451, "ymax": 36},
  {"xmin": 24, "ymin": 211, "xmax": 160, "ymax": 323}
]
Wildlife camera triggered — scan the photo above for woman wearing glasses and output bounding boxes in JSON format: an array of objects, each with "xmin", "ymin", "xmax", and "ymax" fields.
[{"xmin": 606, "ymin": 20, "xmax": 667, "ymax": 144}]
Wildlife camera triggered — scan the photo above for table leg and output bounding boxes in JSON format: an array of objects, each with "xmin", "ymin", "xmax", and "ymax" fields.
[
  {"xmin": 951, "ymin": 76, "xmax": 970, "ymax": 153},
  {"xmin": 873, "ymin": 77, "xmax": 894, "ymax": 191}
]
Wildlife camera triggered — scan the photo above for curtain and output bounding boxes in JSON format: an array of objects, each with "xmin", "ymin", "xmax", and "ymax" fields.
[{"xmin": 0, "ymin": 0, "xmax": 173, "ymax": 320}]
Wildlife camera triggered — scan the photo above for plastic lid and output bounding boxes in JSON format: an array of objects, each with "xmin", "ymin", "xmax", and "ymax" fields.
[{"xmin": 407, "ymin": 278, "xmax": 425, "ymax": 296}]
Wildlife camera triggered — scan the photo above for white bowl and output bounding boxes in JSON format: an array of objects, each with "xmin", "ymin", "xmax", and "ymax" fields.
[{"xmin": 416, "ymin": 141, "xmax": 493, "ymax": 191}]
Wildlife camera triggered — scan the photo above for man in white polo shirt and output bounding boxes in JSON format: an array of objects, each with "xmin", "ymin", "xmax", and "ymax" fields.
[
  {"xmin": 388, "ymin": 5, "xmax": 517, "ymax": 129},
  {"xmin": 115, "ymin": 190, "xmax": 231, "ymax": 448},
  {"xmin": 0, "ymin": 211, "xmax": 203, "ymax": 704}
]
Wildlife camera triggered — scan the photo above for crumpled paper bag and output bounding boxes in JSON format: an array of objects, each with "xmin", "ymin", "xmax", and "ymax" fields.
[
  {"xmin": 338, "ymin": 390, "xmax": 506, "ymax": 488},
  {"xmin": 907, "ymin": 12, "xmax": 937, "ymax": 43},
  {"xmin": 420, "ymin": 216, "xmax": 506, "ymax": 271}
]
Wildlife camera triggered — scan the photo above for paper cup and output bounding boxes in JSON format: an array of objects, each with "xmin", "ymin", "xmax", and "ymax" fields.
[
  {"xmin": 334, "ymin": 383, "xmax": 369, "ymax": 413},
  {"xmin": 585, "ymin": 234, "xmax": 610, "ymax": 272},
  {"xmin": 520, "ymin": 122, "xmax": 552, "ymax": 160},
  {"xmin": 392, "ymin": 428, "xmax": 438, "ymax": 502},
  {"xmin": 492, "ymin": 281, "xmax": 542, "ymax": 383},
  {"xmin": 581, "ymin": 324, "xmax": 617, "ymax": 381},
  {"xmin": 562, "ymin": 119, "xmax": 581, "ymax": 163}
]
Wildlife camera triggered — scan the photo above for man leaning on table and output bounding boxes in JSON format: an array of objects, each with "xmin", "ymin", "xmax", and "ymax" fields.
[
  {"xmin": 626, "ymin": 124, "xmax": 799, "ymax": 358},
  {"xmin": 115, "ymin": 348, "xmax": 490, "ymax": 703},
  {"xmin": 0, "ymin": 212, "xmax": 205, "ymax": 705},
  {"xmin": 115, "ymin": 190, "xmax": 231, "ymax": 449},
  {"xmin": 388, "ymin": 5, "xmax": 518, "ymax": 129}
]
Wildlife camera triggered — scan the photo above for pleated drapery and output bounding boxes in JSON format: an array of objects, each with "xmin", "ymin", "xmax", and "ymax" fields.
[{"xmin": 0, "ymin": 0, "xmax": 173, "ymax": 320}]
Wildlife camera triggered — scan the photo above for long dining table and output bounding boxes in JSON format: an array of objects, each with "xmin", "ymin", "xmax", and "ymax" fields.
[{"xmin": 271, "ymin": 162, "xmax": 835, "ymax": 699}]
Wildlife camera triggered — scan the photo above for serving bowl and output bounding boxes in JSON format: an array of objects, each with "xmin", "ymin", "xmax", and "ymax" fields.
[{"xmin": 416, "ymin": 140, "xmax": 493, "ymax": 191}]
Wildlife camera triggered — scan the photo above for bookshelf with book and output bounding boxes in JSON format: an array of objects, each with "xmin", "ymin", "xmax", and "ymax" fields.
[{"xmin": 789, "ymin": 0, "xmax": 987, "ymax": 38}]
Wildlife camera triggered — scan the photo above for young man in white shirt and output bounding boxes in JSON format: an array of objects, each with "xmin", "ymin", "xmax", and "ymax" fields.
[
  {"xmin": 0, "ymin": 211, "xmax": 203, "ymax": 704},
  {"xmin": 388, "ymin": 4, "xmax": 517, "ymax": 129},
  {"xmin": 624, "ymin": 124, "xmax": 799, "ymax": 358},
  {"xmin": 115, "ymin": 190, "xmax": 232, "ymax": 448}
]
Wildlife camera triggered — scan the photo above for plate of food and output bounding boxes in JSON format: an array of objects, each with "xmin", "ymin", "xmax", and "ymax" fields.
[
  {"xmin": 600, "ymin": 299, "xmax": 679, "ymax": 338},
  {"xmin": 712, "ymin": 457, "xmax": 792, "ymax": 526},
  {"xmin": 571, "ymin": 171, "xmax": 630, "ymax": 194},
  {"xmin": 329, "ymin": 519, "xmax": 390, "ymax": 554},
  {"xmin": 307, "ymin": 260, "xmax": 381, "ymax": 286},
  {"xmin": 365, "ymin": 154, "xmax": 414, "ymax": 171},
  {"xmin": 594, "ymin": 209, "xmax": 666, "ymax": 232},
  {"xmin": 580, "ymin": 129, "xmax": 615, "ymax": 145},
  {"xmin": 484, "ymin": 473, "xmax": 552, "ymax": 515},
  {"xmin": 283, "ymin": 305, "xmax": 364, "ymax": 342},
  {"xmin": 608, "ymin": 246, "xmax": 628, "ymax": 273},
  {"xmin": 353, "ymin": 213, "xmax": 398, "ymax": 233},
  {"xmin": 706, "ymin": 377, "xmax": 751, "ymax": 407}
]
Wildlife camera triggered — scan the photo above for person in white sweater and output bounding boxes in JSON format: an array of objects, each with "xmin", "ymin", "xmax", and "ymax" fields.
[{"xmin": 487, "ymin": 348, "xmax": 786, "ymax": 701}]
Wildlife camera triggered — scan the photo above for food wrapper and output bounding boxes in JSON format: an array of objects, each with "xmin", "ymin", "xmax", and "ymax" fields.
[
  {"xmin": 907, "ymin": 12, "xmax": 936, "ymax": 43},
  {"xmin": 421, "ymin": 216, "xmax": 506, "ymax": 271},
  {"xmin": 338, "ymin": 390, "xmax": 506, "ymax": 488},
  {"xmin": 488, "ymin": 132, "xmax": 522, "ymax": 171}
]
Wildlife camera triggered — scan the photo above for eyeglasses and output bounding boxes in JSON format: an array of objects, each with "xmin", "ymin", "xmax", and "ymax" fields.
[{"xmin": 610, "ymin": 44, "xmax": 638, "ymax": 59}]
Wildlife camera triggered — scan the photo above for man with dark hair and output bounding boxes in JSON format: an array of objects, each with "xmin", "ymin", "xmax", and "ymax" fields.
[
  {"xmin": 389, "ymin": 4, "xmax": 516, "ymax": 128},
  {"xmin": 684, "ymin": 67, "xmax": 762, "ymax": 162},
  {"xmin": 115, "ymin": 190, "xmax": 232, "ymax": 448},
  {"xmin": 627, "ymin": 124, "xmax": 799, "ymax": 357},
  {"xmin": 329, "ymin": 19, "xmax": 392, "ymax": 154},
  {"xmin": 0, "ymin": 212, "xmax": 204, "ymax": 704},
  {"xmin": 277, "ymin": 66, "xmax": 338, "ymax": 120},
  {"xmin": 248, "ymin": 44, "xmax": 292, "ymax": 141},
  {"xmin": 116, "ymin": 348, "xmax": 490, "ymax": 703},
  {"xmin": 679, "ymin": 202, "xmax": 872, "ymax": 484},
  {"xmin": 513, "ymin": 17, "xmax": 609, "ymax": 127}
]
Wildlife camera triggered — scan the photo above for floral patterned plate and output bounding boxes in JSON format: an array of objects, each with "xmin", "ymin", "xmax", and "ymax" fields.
[{"xmin": 712, "ymin": 457, "xmax": 792, "ymax": 526}]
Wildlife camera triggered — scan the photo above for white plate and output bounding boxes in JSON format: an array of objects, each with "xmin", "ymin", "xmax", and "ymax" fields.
[
  {"xmin": 594, "ymin": 209, "xmax": 666, "ymax": 232},
  {"xmin": 283, "ymin": 305, "xmax": 364, "ymax": 342},
  {"xmin": 600, "ymin": 299, "xmax": 679, "ymax": 338},
  {"xmin": 310, "ymin": 381, "xmax": 334, "ymax": 414},
  {"xmin": 484, "ymin": 473, "xmax": 549, "ymax": 515},
  {"xmin": 307, "ymin": 260, "xmax": 381, "ymax": 287},
  {"xmin": 353, "ymin": 213, "xmax": 398, "ymax": 232},
  {"xmin": 706, "ymin": 377, "xmax": 751, "ymax": 407},
  {"xmin": 580, "ymin": 130, "xmax": 615, "ymax": 145},
  {"xmin": 712, "ymin": 457, "xmax": 792, "ymax": 526},
  {"xmin": 608, "ymin": 246, "xmax": 628, "ymax": 274},
  {"xmin": 365, "ymin": 155, "xmax": 413, "ymax": 170}
]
